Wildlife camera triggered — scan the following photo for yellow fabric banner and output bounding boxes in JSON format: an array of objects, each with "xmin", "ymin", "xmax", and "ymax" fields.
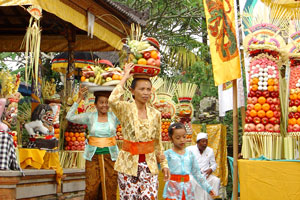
[
  {"xmin": 192, "ymin": 124, "xmax": 228, "ymax": 186},
  {"xmin": 203, "ymin": 0, "xmax": 241, "ymax": 86}
]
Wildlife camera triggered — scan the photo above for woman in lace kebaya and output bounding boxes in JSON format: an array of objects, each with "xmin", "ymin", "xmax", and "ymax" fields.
[
  {"xmin": 66, "ymin": 85, "xmax": 119, "ymax": 200},
  {"xmin": 163, "ymin": 122, "xmax": 216, "ymax": 200},
  {"xmin": 108, "ymin": 63, "xmax": 170, "ymax": 199}
]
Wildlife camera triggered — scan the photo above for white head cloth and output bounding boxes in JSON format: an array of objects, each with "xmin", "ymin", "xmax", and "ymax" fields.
[{"xmin": 196, "ymin": 132, "xmax": 208, "ymax": 142}]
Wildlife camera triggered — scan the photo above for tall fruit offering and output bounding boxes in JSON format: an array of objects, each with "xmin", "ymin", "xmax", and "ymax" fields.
[
  {"xmin": 175, "ymin": 83, "xmax": 197, "ymax": 143},
  {"xmin": 285, "ymin": 31, "xmax": 300, "ymax": 159},
  {"xmin": 242, "ymin": 23, "xmax": 285, "ymax": 159}
]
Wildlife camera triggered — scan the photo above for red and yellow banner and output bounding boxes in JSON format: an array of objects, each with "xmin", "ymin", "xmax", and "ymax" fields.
[{"xmin": 203, "ymin": 0, "xmax": 241, "ymax": 86}]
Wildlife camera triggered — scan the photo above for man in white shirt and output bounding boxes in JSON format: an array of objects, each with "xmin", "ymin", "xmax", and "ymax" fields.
[{"xmin": 187, "ymin": 132, "xmax": 220, "ymax": 200}]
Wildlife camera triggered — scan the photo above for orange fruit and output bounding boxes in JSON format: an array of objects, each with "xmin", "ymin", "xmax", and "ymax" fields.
[
  {"xmin": 297, "ymin": 93, "xmax": 300, "ymax": 100},
  {"xmin": 297, "ymin": 118, "xmax": 300, "ymax": 125},
  {"xmin": 162, "ymin": 125, "xmax": 166, "ymax": 129},
  {"xmin": 66, "ymin": 136, "xmax": 71, "ymax": 141},
  {"xmin": 262, "ymin": 103, "xmax": 270, "ymax": 111},
  {"xmin": 250, "ymin": 110, "xmax": 257, "ymax": 117},
  {"xmin": 150, "ymin": 50, "xmax": 158, "ymax": 59},
  {"xmin": 266, "ymin": 110, "xmax": 274, "ymax": 118},
  {"xmin": 77, "ymin": 137, "xmax": 82, "ymax": 142},
  {"xmin": 251, "ymin": 85, "xmax": 258, "ymax": 91},
  {"xmin": 267, "ymin": 79, "xmax": 274, "ymax": 86},
  {"xmin": 54, "ymin": 129, "xmax": 60, "ymax": 134},
  {"xmin": 71, "ymin": 137, "xmax": 76, "ymax": 142},
  {"xmin": 81, "ymin": 76, "xmax": 86, "ymax": 82},
  {"xmin": 254, "ymin": 103, "xmax": 262, "ymax": 111},
  {"xmin": 297, "ymin": 106, "xmax": 300, "ymax": 113},
  {"xmin": 258, "ymin": 97, "xmax": 266, "ymax": 104},
  {"xmin": 252, "ymin": 78, "xmax": 259, "ymax": 85},
  {"xmin": 65, "ymin": 132, "xmax": 69, "ymax": 137},
  {"xmin": 164, "ymin": 129, "xmax": 168, "ymax": 133},
  {"xmin": 69, "ymin": 132, "xmax": 74, "ymax": 137},
  {"xmin": 80, "ymin": 132, "xmax": 85, "ymax": 137},
  {"xmin": 290, "ymin": 94, "xmax": 298, "ymax": 100},
  {"xmin": 257, "ymin": 110, "xmax": 266, "ymax": 118},
  {"xmin": 267, "ymin": 86, "xmax": 274, "ymax": 92},
  {"xmin": 138, "ymin": 58, "xmax": 147, "ymax": 65},
  {"xmin": 294, "ymin": 94, "xmax": 298, "ymax": 100},
  {"xmin": 75, "ymin": 132, "xmax": 80, "ymax": 137},
  {"xmin": 289, "ymin": 118, "xmax": 297, "ymax": 125},
  {"xmin": 112, "ymin": 74, "xmax": 120, "ymax": 80},
  {"xmin": 81, "ymin": 136, "xmax": 85, "ymax": 141}
]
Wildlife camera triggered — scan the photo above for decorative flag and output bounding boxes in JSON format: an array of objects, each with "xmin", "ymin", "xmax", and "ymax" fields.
[
  {"xmin": 217, "ymin": 0, "xmax": 245, "ymax": 116},
  {"xmin": 203, "ymin": 0, "xmax": 241, "ymax": 86}
]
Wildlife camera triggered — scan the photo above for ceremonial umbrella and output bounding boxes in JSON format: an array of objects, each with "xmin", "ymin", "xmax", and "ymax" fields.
[{"xmin": 51, "ymin": 52, "xmax": 99, "ymax": 74}]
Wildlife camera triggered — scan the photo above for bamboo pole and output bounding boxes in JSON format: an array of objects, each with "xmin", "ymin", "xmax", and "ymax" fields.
[
  {"xmin": 241, "ymin": 106, "xmax": 246, "ymax": 134},
  {"xmin": 232, "ymin": 79, "xmax": 239, "ymax": 200}
]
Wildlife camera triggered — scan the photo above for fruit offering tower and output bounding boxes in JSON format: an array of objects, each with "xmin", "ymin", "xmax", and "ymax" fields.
[
  {"xmin": 64, "ymin": 122, "xmax": 87, "ymax": 151},
  {"xmin": 153, "ymin": 80, "xmax": 177, "ymax": 141},
  {"xmin": 242, "ymin": 23, "xmax": 285, "ymax": 159},
  {"xmin": 176, "ymin": 83, "xmax": 197, "ymax": 142},
  {"xmin": 285, "ymin": 31, "xmax": 300, "ymax": 159}
]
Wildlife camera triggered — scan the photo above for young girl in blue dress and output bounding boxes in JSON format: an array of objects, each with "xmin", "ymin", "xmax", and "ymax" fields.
[{"xmin": 163, "ymin": 122, "xmax": 216, "ymax": 200}]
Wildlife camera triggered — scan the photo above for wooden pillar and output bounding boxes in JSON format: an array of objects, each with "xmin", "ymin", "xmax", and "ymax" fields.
[
  {"xmin": 232, "ymin": 79, "xmax": 239, "ymax": 200},
  {"xmin": 66, "ymin": 25, "xmax": 76, "ymax": 98},
  {"xmin": 31, "ymin": 60, "xmax": 42, "ymax": 112}
]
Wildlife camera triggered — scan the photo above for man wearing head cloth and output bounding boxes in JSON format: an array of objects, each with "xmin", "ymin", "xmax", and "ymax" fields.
[{"xmin": 187, "ymin": 132, "xmax": 220, "ymax": 200}]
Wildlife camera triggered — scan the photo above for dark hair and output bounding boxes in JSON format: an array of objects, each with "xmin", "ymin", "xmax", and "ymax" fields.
[
  {"xmin": 94, "ymin": 91, "xmax": 111, "ymax": 104},
  {"xmin": 168, "ymin": 122, "xmax": 186, "ymax": 138},
  {"xmin": 130, "ymin": 78, "xmax": 152, "ymax": 90}
]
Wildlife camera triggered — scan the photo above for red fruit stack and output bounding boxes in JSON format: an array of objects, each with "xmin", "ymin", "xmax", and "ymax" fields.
[
  {"xmin": 64, "ymin": 122, "xmax": 87, "ymax": 151},
  {"xmin": 287, "ymin": 63, "xmax": 300, "ymax": 132},
  {"xmin": 244, "ymin": 56, "xmax": 281, "ymax": 133}
]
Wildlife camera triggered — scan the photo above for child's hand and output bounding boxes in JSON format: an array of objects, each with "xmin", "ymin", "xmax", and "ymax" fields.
[
  {"xmin": 209, "ymin": 190, "xmax": 216, "ymax": 198},
  {"xmin": 162, "ymin": 167, "xmax": 170, "ymax": 181}
]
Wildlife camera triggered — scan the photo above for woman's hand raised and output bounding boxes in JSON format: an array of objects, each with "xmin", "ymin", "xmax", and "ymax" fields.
[
  {"xmin": 77, "ymin": 84, "xmax": 88, "ymax": 104},
  {"xmin": 119, "ymin": 62, "xmax": 135, "ymax": 87},
  {"xmin": 123, "ymin": 62, "xmax": 134, "ymax": 79}
]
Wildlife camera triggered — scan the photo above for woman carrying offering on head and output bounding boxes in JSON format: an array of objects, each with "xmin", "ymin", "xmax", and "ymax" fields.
[
  {"xmin": 108, "ymin": 63, "xmax": 170, "ymax": 199},
  {"xmin": 163, "ymin": 122, "xmax": 216, "ymax": 200},
  {"xmin": 66, "ymin": 85, "xmax": 119, "ymax": 200}
]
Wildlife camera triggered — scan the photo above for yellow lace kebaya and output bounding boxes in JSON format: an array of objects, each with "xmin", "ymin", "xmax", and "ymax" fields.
[{"xmin": 109, "ymin": 85, "xmax": 168, "ymax": 176}]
